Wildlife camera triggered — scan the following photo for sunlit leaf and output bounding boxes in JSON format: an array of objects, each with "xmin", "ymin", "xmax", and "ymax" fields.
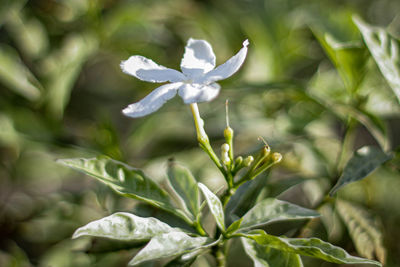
[
  {"xmin": 354, "ymin": 16, "xmax": 400, "ymax": 102},
  {"xmin": 314, "ymin": 30, "xmax": 368, "ymax": 92},
  {"xmin": 241, "ymin": 237, "xmax": 303, "ymax": 267},
  {"xmin": 167, "ymin": 161, "xmax": 199, "ymax": 220},
  {"xmin": 336, "ymin": 200, "xmax": 386, "ymax": 264},
  {"xmin": 236, "ymin": 198, "xmax": 319, "ymax": 232},
  {"xmin": 330, "ymin": 146, "xmax": 393, "ymax": 195},
  {"xmin": 73, "ymin": 212, "xmax": 176, "ymax": 241},
  {"xmin": 198, "ymin": 183, "xmax": 225, "ymax": 232},
  {"xmin": 129, "ymin": 232, "xmax": 210, "ymax": 266},
  {"xmin": 0, "ymin": 44, "xmax": 42, "ymax": 100},
  {"xmin": 58, "ymin": 156, "xmax": 191, "ymax": 223},
  {"xmin": 241, "ymin": 230, "xmax": 381, "ymax": 266}
]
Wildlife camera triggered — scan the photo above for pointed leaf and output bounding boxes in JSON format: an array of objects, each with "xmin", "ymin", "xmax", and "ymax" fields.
[
  {"xmin": 330, "ymin": 146, "xmax": 393, "ymax": 195},
  {"xmin": 167, "ymin": 161, "xmax": 199, "ymax": 220},
  {"xmin": 198, "ymin": 183, "xmax": 225, "ymax": 232},
  {"xmin": 237, "ymin": 198, "xmax": 319, "ymax": 231},
  {"xmin": 314, "ymin": 31, "xmax": 368, "ymax": 92},
  {"xmin": 242, "ymin": 230, "xmax": 381, "ymax": 266},
  {"xmin": 241, "ymin": 237, "xmax": 303, "ymax": 267},
  {"xmin": 73, "ymin": 212, "xmax": 176, "ymax": 241},
  {"xmin": 354, "ymin": 16, "xmax": 400, "ymax": 102},
  {"xmin": 129, "ymin": 232, "xmax": 210, "ymax": 266},
  {"xmin": 336, "ymin": 200, "xmax": 386, "ymax": 264},
  {"xmin": 58, "ymin": 156, "xmax": 189, "ymax": 222}
]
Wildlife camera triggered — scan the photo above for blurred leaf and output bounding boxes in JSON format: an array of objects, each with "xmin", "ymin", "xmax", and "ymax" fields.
[
  {"xmin": 165, "ymin": 256, "xmax": 196, "ymax": 267},
  {"xmin": 241, "ymin": 237, "xmax": 303, "ymax": 267},
  {"xmin": 0, "ymin": 0, "xmax": 26, "ymax": 26},
  {"xmin": 314, "ymin": 31, "xmax": 368, "ymax": 92},
  {"xmin": 58, "ymin": 156, "xmax": 191, "ymax": 224},
  {"xmin": 241, "ymin": 230, "xmax": 381, "ymax": 266},
  {"xmin": 336, "ymin": 199, "xmax": 386, "ymax": 264},
  {"xmin": 73, "ymin": 212, "xmax": 176, "ymax": 241},
  {"xmin": 0, "ymin": 113, "xmax": 20, "ymax": 149},
  {"xmin": 129, "ymin": 232, "xmax": 210, "ymax": 266},
  {"xmin": 0, "ymin": 44, "xmax": 42, "ymax": 100},
  {"xmin": 330, "ymin": 146, "xmax": 393, "ymax": 195},
  {"xmin": 167, "ymin": 161, "xmax": 199, "ymax": 221},
  {"xmin": 264, "ymin": 177, "xmax": 305, "ymax": 198},
  {"xmin": 198, "ymin": 183, "xmax": 225, "ymax": 232},
  {"xmin": 43, "ymin": 33, "xmax": 97, "ymax": 118},
  {"xmin": 235, "ymin": 198, "xmax": 319, "ymax": 232},
  {"xmin": 6, "ymin": 10, "xmax": 48, "ymax": 59},
  {"xmin": 354, "ymin": 16, "xmax": 400, "ymax": 102}
]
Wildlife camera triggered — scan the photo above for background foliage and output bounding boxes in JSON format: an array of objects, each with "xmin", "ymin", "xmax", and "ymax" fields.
[{"xmin": 0, "ymin": 0, "xmax": 399, "ymax": 266}]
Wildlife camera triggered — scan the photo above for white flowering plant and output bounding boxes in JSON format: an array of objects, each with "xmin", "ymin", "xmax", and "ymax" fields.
[{"xmin": 58, "ymin": 38, "xmax": 386, "ymax": 267}]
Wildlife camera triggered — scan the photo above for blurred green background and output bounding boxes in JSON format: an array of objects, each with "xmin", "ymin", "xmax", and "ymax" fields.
[{"xmin": 0, "ymin": 0, "xmax": 399, "ymax": 266}]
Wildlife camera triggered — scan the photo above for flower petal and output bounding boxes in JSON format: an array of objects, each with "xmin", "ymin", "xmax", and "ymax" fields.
[
  {"xmin": 121, "ymin": 56, "xmax": 186, "ymax": 83},
  {"xmin": 180, "ymin": 38, "xmax": 216, "ymax": 79},
  {"xmin": 198, "ymin": 39, "xmax": 249, "ymax": 84},
  {"xmin": 178, "ymin": 83, "xmax": 220, "ymax": 104},
  {"xmin": 122, "ymin": 83, "xmax": 181, "ymax": 118}
]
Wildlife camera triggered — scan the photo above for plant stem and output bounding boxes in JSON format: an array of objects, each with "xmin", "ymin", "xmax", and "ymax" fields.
[{"xmin": 189, "ymin": 103, "xmax": 225, "ymax": 175}]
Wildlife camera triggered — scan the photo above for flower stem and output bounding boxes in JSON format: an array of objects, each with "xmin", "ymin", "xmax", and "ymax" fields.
[{"xmin": 189, "ymin": 103, "xmax": 225, "ymax": 174}]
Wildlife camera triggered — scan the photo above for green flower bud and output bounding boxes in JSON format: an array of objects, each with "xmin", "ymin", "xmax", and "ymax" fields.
[{"xmin": 243, "ymin": 155, "xmax": 254, "ymax": 167}]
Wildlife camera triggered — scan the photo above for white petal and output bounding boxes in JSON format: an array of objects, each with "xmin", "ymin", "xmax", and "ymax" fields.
[
  {"xmin": 180, "ymin": 38, "xmax": 216, "ymax": 79},
  {"xmin": 178, "ymin": 83, "xmax": 220, "ymax": 104},
  {"xmin": 121, "ymin": 56, "xmax": 185, "ymax": 83},
  {"xmin": 199, "ymin": 39, "xmax": 249, "ymax": 84},
  {"xmin": 122, "ymin": 83, "xmax": 181, "ymax": 118}
]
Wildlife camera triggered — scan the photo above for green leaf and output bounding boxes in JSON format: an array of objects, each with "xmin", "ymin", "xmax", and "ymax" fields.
[
  {"xmin": 336, "ymin": 200, "xmax": 385, "ymax": 264},
  {"xmin": 0, "ymin": 44, "xmax": 42, "ymax": 101},
  {"xmin": 241, "ymin": 237, "xmax": 303, "ymax": 267},
  {"xmin": 167, "ymin": 161, "xmax": 199, "ymax": 220},
  {"xmin": 73, "ymin": 212, "xmax": 176, "ymax": 241},
  {"xmin": 237, "ymin": 198, "xmax": 319, "ymax": 232},
  {"xmin": 225, "ymin": 172, "xmax": 270, "ymax": 224},
  {"xmin": 314, "ymin": 31, "xmax": 368, "ymax": 92},
  {"xmin": 330, "ymin": 146, "xmax": 393, "ymax": 195},
  {"xmin": 242, "ymin": 230, "xmax": 381, "ymax": 266},
  {"xmin": 198, "ymin": 183, "xmax": 225, "ymax": 232},
  {"xmin": 129, "ymin": 232, "xmax": 210, "ymax": 266},
  {"xmin": 58, "ymin": 156, "xmax": 190, "ymax": 224},
  {"xmin": 354, "ymin": 16, "xmax": 400, "ymax": 102}
]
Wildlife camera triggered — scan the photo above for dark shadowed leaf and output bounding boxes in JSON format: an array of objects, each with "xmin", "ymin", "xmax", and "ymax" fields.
[
  {"xmin": 241, "ymin": 237, "xmax": 303, "ymax": 267},
  {"xmin": 330, "ymin": 146, "xmax": 393, "ymax": 195},
  {"xmin": 241, "ymin": 230, "xmax": 381, "ymax": 266},
  {"xmin": 58, "ymin": 156, "xmax": 191, "ymax": 224},
  {"xmin": 167, "ymin": 161, "xmax": 199, "ymax": 220},
  {"xmin": 336, "ymin": 200, "xmax": 386, "ymax": 264},
  {"xmin": 354, "ymin": 16, "xmax": 400, "ymax": 102},
  {"xmin": 236, "ymin": 198, "xmax": 319, "ymax": 231},
  {"xmin": 128, "ymin": 232, "xmax": 210, "ymax": 266},
  {"xmin": 198, "ymin": 183, "xmax": 225, "ymax": 232},
  {"xmin": 73, "ymin": 212, "xmax": 176, "ymax": 241}
]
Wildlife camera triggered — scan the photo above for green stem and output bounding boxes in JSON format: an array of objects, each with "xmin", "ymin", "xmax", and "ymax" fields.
[{"xmin": 190, "ymin": 103, "xmax": 225, "ymax": 175}]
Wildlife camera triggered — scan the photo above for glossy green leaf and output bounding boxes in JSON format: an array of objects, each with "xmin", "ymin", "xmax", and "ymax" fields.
[
  {"xmin": 315, "ymin": 31, "xmax": 368, "ymax": 92},
  {"xmin": 237, "ymin": 198, "xmax": 319, "ymax": 231},
  {"xmin": 336, "ymin": 200, "xmax": 385, "ymax": 264},
  {"xmin": 198, "ymin": 183, "xmax": 225, "ymax": 232},
  {"xmin": 167, "ymin": 161, "xmax": 199, "ymax": 220},
  {"xmin": 73, "ymin": 212, "xmax": 176, "ymax": 241},
  {"xmin": 129, "ymin": 232, "xmax": 210, "ymax": 266},
  {"xmin": 58, "ymin": 156, "xmax": 190, "ymax": 223},
  {"xmin": 330, "ymin": 146, "xmax": 393, "ymax": 195},
  {"xmin": 354, "ymin": 16, "xmax": 400, "ymax": 102},
  {"xmin": 241, "ymin": 237, "xmax": 303, "ymax": 267},
  {"xmin": 242, "ymin": 230, "xmax": 381, "ymax": 266},
  {"xmin": 0, "ymin": 44, "xmax": 41, "ymax": 100}
]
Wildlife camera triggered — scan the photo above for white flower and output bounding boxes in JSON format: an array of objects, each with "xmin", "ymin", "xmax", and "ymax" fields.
[{"xmin": 121, "ymin": 38, "xmax": 249, "ymax": 118}]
